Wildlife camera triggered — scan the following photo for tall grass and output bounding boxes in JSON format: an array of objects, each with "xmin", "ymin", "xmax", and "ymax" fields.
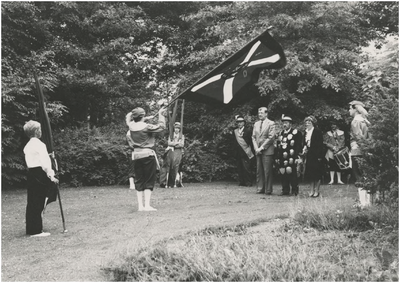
[
  {"xmin": 104, "ymin": 202, "xmax": 398, "ymax": 282},
  {"xmin": 292, "ymin": 198, "xmax": 399, "ymax": 232}
]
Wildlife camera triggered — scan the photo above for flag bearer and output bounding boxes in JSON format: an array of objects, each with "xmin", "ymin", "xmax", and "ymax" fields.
[
  {"xmin": 23, "ymin": 120, "xmax": 59, "ymax": 237},
  {"xmin": 126, "ymin": 107, "xmax": 166, "ymax": 211}
]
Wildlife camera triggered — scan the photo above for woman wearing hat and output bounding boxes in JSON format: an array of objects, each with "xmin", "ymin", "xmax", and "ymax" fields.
[
  {"xmin": 168, "ymin": 122, "xmax": 185, "ymax": 188},
  {"xmin": 302, "ymin": 116, "xmax": 325, "ymax": 197}
]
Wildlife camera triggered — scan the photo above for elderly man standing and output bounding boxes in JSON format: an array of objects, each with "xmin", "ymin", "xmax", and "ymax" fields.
[
  {"xmin": 126, "ymin": 107, "xmax": 166, "ymax": 211},
  {"xmin": 232, "ymin": 115, "xmax": 254, "ymax": 187},
  {"xmin": 252, "ymin": 107, "xmax": 276, "ymax": 195},
  {"xmin": 276, "ymin": 115, "xmax": 302, "ymax": 196}
]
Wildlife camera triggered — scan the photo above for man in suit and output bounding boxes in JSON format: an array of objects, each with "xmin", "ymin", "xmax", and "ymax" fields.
[
  {"xmin": 232, "ymin": 115, "xmax": 254, "ymax": 187},
  {"xmin": 252, "ymin": 107, "xmax": 276, "ymax": 195}
]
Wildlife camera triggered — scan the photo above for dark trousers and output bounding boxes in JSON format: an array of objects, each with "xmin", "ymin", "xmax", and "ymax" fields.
[
  {"xmin": 134, "ymin": 156, "xmax": 157, "ymax": 191},
  {"xmin": 237, "ymin": 155, "xmax": 253, "ymax": 186},
  {"xmin": 256, "ymin": 154, "xmax": 274, "ymax": 194},
  {"xmin": 351, "ymin": 156, "xmax": 362, "ymax": 182},
  {"xmin": 169, "ymin": 149, "xmax": 183, "ymax": 187},
  {"xmin": 159, "ymin": 150, "xmax": 173, "ymax": 186},
  {"xmin": 281, "ymin": 171, "xmax": 299, "ymax": 195},
  {"xmin": 26, "ymin": 167, "xmax": 49, "ymax": 235}
]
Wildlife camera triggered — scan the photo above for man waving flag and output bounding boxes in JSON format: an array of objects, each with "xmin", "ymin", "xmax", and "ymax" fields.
[{"xmin": 173, "ymin": 29, "xmax": 286, "ymax": 105}]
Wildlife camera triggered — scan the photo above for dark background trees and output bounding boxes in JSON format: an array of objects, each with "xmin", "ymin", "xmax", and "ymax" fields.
[{"xmin": 2, "ymin": 2, "xmax": 398, "ymax": 195}]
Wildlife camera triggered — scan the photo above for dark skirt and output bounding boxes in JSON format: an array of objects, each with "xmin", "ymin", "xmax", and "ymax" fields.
[
  {"xmin": 304, "ymin": 154, "xmax": 324, "ymax": 182},
  {"xmin": 26, "ymin": 167, "xmax": 53, "ymax": 235},
  {"xmin": 326, "ymin": 157, "xmax": 340, "ymax": 172}
]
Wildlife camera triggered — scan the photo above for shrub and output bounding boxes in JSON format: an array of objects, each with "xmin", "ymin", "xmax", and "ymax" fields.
[
  {"xmin": 180, "ymin": 138, "xmax": 236, "ymax": 183},
  {"xmin": 357, "ymin": 93, "xmax": 399, "ymax": 201},
  {"xmin": 53, "ymin": 125, "xmax": 131, "ymax": 187},
  {"xmin": 356, "ymin": 38, "xmax": 399, "ymax": 202}
]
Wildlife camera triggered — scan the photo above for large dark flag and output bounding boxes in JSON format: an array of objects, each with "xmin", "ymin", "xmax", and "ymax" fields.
[
  {"xmin": 34, "ymin": 73, "xmax": 67, "ymax": 232},
  {"xmin": 173, "ymin": 29, "xmax": 286, "ymax": 105}
]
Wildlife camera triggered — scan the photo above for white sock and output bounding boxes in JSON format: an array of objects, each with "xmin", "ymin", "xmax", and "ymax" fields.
[
  {"xmin": 144, "ymin": 190, "xmax": 156, "ymax": 210},
  {"xmin": 129, "ymin": 177, "xmax": 135, "ymax": 189},
  {"xmin": 136, "ymin": 191, "xmax": 144, "ymax": 210}
]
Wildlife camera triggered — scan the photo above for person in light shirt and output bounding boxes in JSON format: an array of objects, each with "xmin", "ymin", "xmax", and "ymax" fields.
[
  {"xmin": 348, "ymin": 100, "xmax": 370, "ymax": 182},
  {"xmin": 23, "ymin": 120, "xmax": 58, "ymax": 237},
  {"xmin": 252, "ymin": 107, "xmax": 275, "ymax": 195}
]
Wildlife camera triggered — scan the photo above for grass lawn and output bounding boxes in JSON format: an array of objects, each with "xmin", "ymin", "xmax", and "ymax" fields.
[{"xmin": 2, "ymin": 181, "xmax": 397, "ymax": 281}]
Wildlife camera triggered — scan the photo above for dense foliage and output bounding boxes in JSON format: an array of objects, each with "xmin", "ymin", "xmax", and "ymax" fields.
[{"xmin": 2, "ymin": 2, "xmax": 398, "ymax": 193}]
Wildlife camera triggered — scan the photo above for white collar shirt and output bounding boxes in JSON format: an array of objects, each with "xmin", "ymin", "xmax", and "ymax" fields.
[
  {"xmin": 305, "ymin": 127, "xmax": 314, "ymax": 147},
  {"xmin": 23, "ymin": 137, "xmax": 55, "ymax": 178}
]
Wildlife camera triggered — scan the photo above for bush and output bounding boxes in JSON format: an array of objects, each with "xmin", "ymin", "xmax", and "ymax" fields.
[
  {"xmin": 52, "ymin": 124, "xmax": 238, "ymax": 187},
  {"xmin": 180, "ymin": 138, "xmax": 236, "ymax": 183},
  {"xmin": 53, "ymin": 125, "xmax": 131, "ymax": 187},
  {"xmin": 357, "ymin": 93, "xmax": 399, "ymax": 201},
  {"xmin": 356, "ymin": 39, "xmax": 399, "ymax": 202}
]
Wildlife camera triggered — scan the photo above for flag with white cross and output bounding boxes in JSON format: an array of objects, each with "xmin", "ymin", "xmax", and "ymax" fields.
[{"xmin": 174, "ymin": 29, "xmax": 286, "ymax": 105}]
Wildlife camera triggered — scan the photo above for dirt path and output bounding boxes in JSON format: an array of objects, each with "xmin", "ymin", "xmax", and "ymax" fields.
[{"xmin": 1, "ymin": 182, "xmax": 357, "ymax": 281}]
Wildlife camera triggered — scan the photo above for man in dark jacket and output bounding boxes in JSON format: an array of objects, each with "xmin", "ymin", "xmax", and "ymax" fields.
[
  {"xmin": 275, "ymin": 115, "xmax": 302, "ymax": 196},
  {"xmin": 232, "ymin": 115, "xmax": 254, "ymax": 187}
]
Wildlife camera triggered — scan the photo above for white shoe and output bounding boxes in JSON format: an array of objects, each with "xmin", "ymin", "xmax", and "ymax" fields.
[
  {"xmin": 328, "ymin": 181, "xmax": 334, "ymax": 185},
  {"xmin": 138, "ymin": 207, "xmax": 145, "ymax": 212},
  {"xmin": 30, "ymin": 232, "xmax": 50, "ymax": 237},
  {"xmin": 337, "ymin": 181, "xmax": 344, "ymax": 185},
  {"xmin": 143, "ymin": 206, "xmax": 157, "ymax": 211}
]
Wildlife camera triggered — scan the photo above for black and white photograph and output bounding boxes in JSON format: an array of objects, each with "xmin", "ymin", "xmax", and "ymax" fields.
[{"xmin": 1, "ymin": 1, "xmax": 398, "ymax": 281}]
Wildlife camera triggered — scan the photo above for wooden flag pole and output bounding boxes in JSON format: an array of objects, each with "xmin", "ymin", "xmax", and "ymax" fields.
[{"xmin": 179, "ymin": 100, "xmax": 184, "ymax": 139}]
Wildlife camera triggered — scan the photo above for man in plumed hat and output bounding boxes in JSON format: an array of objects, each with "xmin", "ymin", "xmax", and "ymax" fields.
[
  {"xmin": 349, "ymin": 100, "xmax": 370, "ymax": 181},
  {"xmin": 232, "ymin": 115, "xmax": 254, "ymax": 187},
  {"xmin": 275, "ymin": 115, "xmax": 302, "ymax": 196}
]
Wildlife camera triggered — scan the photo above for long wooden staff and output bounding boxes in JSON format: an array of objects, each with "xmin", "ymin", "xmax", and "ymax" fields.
[
  {"xmin": 34, "ymin": 73, "xmax": 67, "ymax": 233},
  {"xmin": 179, "ymin": 100, "xmax": 184, "ymax": 139},
  {"xmin": 170, "ymin": 100, "xmax": 179, "ymax": 140}
]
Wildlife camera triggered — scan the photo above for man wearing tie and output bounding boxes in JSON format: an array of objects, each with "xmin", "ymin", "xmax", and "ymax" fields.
[{"xmin": 252, "ymin": 107, "xmax": 276, "ymax": 195}]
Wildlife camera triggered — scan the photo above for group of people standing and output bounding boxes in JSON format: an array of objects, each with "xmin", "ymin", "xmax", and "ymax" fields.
[
  {"xmin": 22, "ymin": 100, "xmax": 370, "ymax": 236},
  {"xmin": 232, "ymin": 100, "xmax": 370, "ymax": 198}
]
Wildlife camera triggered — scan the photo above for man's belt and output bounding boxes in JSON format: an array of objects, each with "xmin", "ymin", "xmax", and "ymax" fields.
[
  {"xmin": 132, "ymin": 148, "xmax": 155, "ymax": 160},
  {"xmin": 132, "ymin": 148, "xmax": 160, "ymax": 170}
]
